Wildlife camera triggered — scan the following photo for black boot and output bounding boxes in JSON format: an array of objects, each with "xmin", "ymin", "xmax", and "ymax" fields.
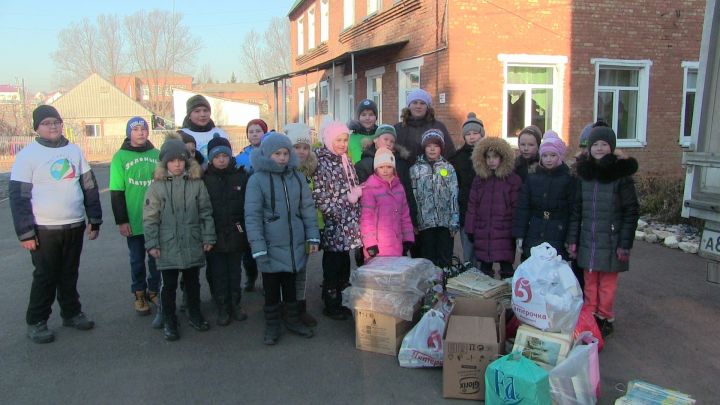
[
  {"xmin": 298, "ymin": 300, "xmax": 317, "ymax": 327},
  {"xmin": 216, "ymin": 297, "xmax": 231, "ymax": 326},
  {"xmin": 244, "ymin": 258, "xmax": 258, "ymax": 292},
  {"xmin": 163, "ymin": 312, "xmax": 180, "ymax": 341},
  {"xmin": 186, "ymin": 280, "xmax": 210, "ymax": 332},
  {"xmin": 338, "ymin": 283, "xmax": 353, "ymax": 317},
  {"xmin": 322, "ymin": 286, "xmax": 347, "ymax": 320},
  {"xmin": 231, "ymin": 292, "xmax": 248, "ymax": 321},
  {"xmin": 284, "ymin": 301, "xmax": 314, "ymax": 338},
  {"xmin": 263, "ymin": 304, "xmax": 282, "ymax": 345}
]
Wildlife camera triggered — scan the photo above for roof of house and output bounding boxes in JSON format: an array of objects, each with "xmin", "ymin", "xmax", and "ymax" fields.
[
  {"xmin": 287, "ymin": 0, "xmax": 305, "ymax": 17},
  {"xmin": 119, "ymin": 70, "xmax": 193, "ymax": 78},
  {"xmin": 50, "ymin": 73, "xmax": 153, "ymax": 118},
  {"xmin": 192, "ymin": 83, "xmax": 267, "ymax": 93},
  {"xmin": 0, "ymin": 84, "xmax": 19, "ymax": 92}
]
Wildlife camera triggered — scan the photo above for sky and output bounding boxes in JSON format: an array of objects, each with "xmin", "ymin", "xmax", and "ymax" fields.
[{"xmin": 0, "ymin": 0, "xmax": 295, "ymax": 93}]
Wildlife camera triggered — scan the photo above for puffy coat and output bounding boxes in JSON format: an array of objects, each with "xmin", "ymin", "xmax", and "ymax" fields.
[
  {"xmin": 360, "ymin": 173, "xmax": 415, "ymax": 257},
  {"xmin": 514, "ymin": 154, "xmax": 540, "ymax": 183},
  {"xmin": 567, "ymin": 154, "xmax": 639, "ymax": 272},
  {"xmin": 143, "ymin": 159, "xmax": 216, "ymax": 271},
  {"xmin": 355, "ymin": 141, "xmax": 417, "ymax": 226},
  {"xmin": 449, "ymin": 142, "xmax": 475, "ymax": 226},
  {"xmin": 465, "ymin": 137, "xmax": 522, "ymax": 263},
  {"xmin": 203, "ymin": 159, "xmax": 250, "ymax": 253},
  {"xmin": 394, "ymin": 116, "xmax": 455, "ymax": 163},
  {"xmin": 410, "ymin": 154, "xmax": 459, "ymax": 231},
  {"xmin": 244, "ymin": 148, "xmax": 320, "ymax": 274},
  {"xmin": 311, "ymin": 147, "xmax": 362, "ymax": 252},
  {"xmin": 513, "ymin": 163, "xmax": 575, "ymax": 259}
]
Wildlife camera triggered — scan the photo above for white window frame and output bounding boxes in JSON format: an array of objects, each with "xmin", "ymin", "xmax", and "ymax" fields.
[
  {"xmin": 142, "ymin": 85, "xmax": 150, "ymax": 101},
  {"xmin": 498, "ymin": 54, "xmax": 567, "ymax": 147},
  {"xmin": 591, "ymin": 58, "xmax": 652, "ymax": 148},
  {"xmin": 308, "ymin": 84, "xmax": 317, "ymax": 127},
  {"xmin": 298, "ymin": 87, "xmax": 305, "ymax": 123},
  {"xmin": 343, "ymin": 0, "xmax": 354, "ymax": 29},
  {"xmin": 396, "ymin": 57, "xmax": 424, "ymax": 120},
  {"xmin": 85, "ymin": 124, "xmax": 101, "ymax": 137},
  {"xmin": 367, "ymin": 0, "xmax": 380, "ymax": 16},
  {"xmin": 365, "ymin": 66, "xmax": 385, "ymax": 123},
  {"xmin": 297, "ymin": 16, "xmax": 304, "ymax": 56},
  {"xmin": 319, "ymin": 80, "xmax": 329, "ymax": 116},
  {"xmin": 320, "ymin": 0, "xmax": 329, "ymax": 43},
  {"xmin": 345, "ymin": 75, "xmax": 355, "ymax": 122},
  {"xmin": 308, "ymin": 6, "xmax": 316, "ymax": 50},
  {"xmin": 680, "ymin": 61, "xmax": 699, "ymax": 147}
]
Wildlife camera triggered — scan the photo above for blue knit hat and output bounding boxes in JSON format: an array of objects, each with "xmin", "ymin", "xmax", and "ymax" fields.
[
  {"xmin": 126, "ymin": 116, "xmax": 148, "ymax": 138},
  {"xmin": 252, "ymin": 131, "xmax": 299, "ymax": 170},
  {"xmin": 207, "ymin": 133, "xmax": 232, "ymax": 161}
]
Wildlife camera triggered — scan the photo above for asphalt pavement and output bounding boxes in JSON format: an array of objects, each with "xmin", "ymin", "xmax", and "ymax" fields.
[{"xmin": 1, "ymin": 164, "xmax": 718, "ymax": 404}]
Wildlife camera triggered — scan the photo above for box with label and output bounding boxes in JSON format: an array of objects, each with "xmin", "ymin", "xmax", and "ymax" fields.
[
  {"xmin": 355, "ymin": 309, "xmax": 416, "ymax": 356},
  {"xmin": 442, "ymin": 297, "xmax": 506, "ymax": 400},
  {"xmin": 512, "ymin": 324, "xmax": 573, "ymax": 370}
]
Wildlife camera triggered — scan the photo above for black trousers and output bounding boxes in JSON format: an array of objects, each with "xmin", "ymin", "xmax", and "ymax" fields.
[
  {"xmin": 262, "ymin": 272, "xmax": 296, "ymax": 306},
  {"xmin": 479, "ymin": 261, "xmax": 514, "ymax": 278},
  {"xmin": 26, "ymin": 226, "xmax": 85, "ymax": 325},
  {"xmin": 417, "ymin": 227, "xmax": 453, "ymax": 268},
  {"xmin": 322, "ymin": 250, "xmax": 351, "ymax": 288},
  {"xmin": 161, "ymin": 267, "xmax": 200, "ymax": 317},
  {"xmin": 206, "ymin": 251, "xmax": 243, "ymax": 303}
]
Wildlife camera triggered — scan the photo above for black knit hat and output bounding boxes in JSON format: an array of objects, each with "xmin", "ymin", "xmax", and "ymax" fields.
[
  {"xmin": 33, "ymin": 105, "xmax": 62, "ymax": 131},
  {"xmin": 180, "ymin": 131, "xmax": 197, "ymax": 146},
  {"xmin": 159, "ymin": 139, "xmax": 189, "ymax": 165},
  {"xmin": 587, "ymin": 126, "xmax": 617, "ymax": 152},
  {"xmin": 519, "ymin": 125, "xmax": 542, "ymax": 145},
  {"xmin": 186, "ymin": 95, "xmax": 211, "ymax": 115},
  {"xmin": 356, "ymin": 99, "xmax": 378, "ymax": 119},
  {"xmin": 207, "ymin": 134, "xmax": 232, "ymax": 161}
]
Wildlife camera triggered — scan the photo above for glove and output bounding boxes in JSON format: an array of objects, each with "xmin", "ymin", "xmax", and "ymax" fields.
[
  {"xmin": 466, "ymin": 233, "xmax": 475, "ymax": 243},
  {"xmin": 516, "ymin": 238, "xmax": 523, "ymax": 250},
  {"xmin": 616, "ymin": 247, "xmax": 630, "ymax": 262},
  {"xmin": 402, "ymin": 241, "xmax": 413, "ymax": 255},
  {"xmin": 568, "ymin": 244, "xmax": 577, "ymax": 258},
  {"xmin": 367, "ymin": 245, "xmax": 379, "ymax": 257}
]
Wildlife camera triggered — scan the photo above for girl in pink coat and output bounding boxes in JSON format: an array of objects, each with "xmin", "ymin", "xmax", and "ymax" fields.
[{"xmin": 360, "ymin": 148, "xmax": 415, "ymax": 258}]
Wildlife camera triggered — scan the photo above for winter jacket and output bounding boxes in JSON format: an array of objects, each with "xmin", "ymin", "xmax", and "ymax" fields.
[
  {"xmin": 203, "ymin": 160, "xmax": 250, "ymax": 253},
  {"xmin": 465, "ymin": 137, "xmax": 522, "ymax": 263},
  {"xmin": 513, "ymin": 163, "xmax": 575, "ymax": 259},
  {"xmin": 567, "ymin": 154, "xmax": 639, "ymax": 272},
  {"xmin": 236, "ymin": 144, "xmax": 255, "ymax": 173},
  {"xmin": 410, "ymin": 154, "xmax": 459, "ymax": 231},
  {"xmin": 245, "ymin": 148, "xmax": 320, "ymax": 273},
  {"xmin": 297, "ymin": 149, "xmax": 324, "ymax": 230},
  {"xmin": 360, "ymin": 174, "xmax": 415, "ymax": 257},
  {"xmin": 449, "ymin": 143, "xmax": 475, "ymax": 226},
  {"xmin": 514, "ymin": 154, "xmax": 540, "ymax": 183},
  {"xmin": 394, "ymin": 117, "xmax": 456, "ymax": 163},
  {"xmin": 143, "ymin": 159, "xmax": 216, "ymax": 271},
  {"xmin": 312, "ymin": 147, "xmax": 362, "ymax": 252},
  {"xmin": 348, "ymin": 120, "xmax": 377, "ymax": 164},
  {"xmin": 109, "ymin": 138, "xmax": 159, "ymax": 235},
  {"xmin": 355, "ymin": 141, "xmax": 417, "ymax": 226}
]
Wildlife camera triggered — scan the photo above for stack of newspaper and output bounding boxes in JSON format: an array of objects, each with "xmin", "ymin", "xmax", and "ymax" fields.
[{"xmin": 446, "ymin": 268, "xmax": 510, "ymax": 299}]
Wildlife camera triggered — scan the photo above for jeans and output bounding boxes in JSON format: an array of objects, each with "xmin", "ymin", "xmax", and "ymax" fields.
[{"xmin": 127, "ymin": 235, "xmax": 159, "ymax": 293}]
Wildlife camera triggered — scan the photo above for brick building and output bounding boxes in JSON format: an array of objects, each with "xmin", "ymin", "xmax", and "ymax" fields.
[
  {"xmin": 263, "ymin": 0, "xmax": 705, "ymax": 176},
  {"xmin": 114, "ymin": 70, "xmax": 193, "ymax": 122}
]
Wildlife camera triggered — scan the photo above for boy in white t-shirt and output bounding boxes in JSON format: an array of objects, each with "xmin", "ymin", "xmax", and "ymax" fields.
[{"xmin": 9, "ymin": 105, "xmax": 103, "ymax": 344}]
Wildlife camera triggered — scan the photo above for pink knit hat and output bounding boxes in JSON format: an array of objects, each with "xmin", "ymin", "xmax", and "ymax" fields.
[
  {"xmin": 321, "ymin": 120, "xmax": 350, "ymax": 154},
  {"xmin": 539, "ymin": 130, "xmax": 567, "ymax": 160}
]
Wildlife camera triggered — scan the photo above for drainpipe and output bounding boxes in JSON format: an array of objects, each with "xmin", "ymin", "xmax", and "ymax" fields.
[
  {"xmin": 273, "ymin": 81, "xmax": 279, "ymax": 130},
  {"xmin": 332, "ymin": 62, "xmax": 336, "ymax": 118},
  {"xmin": 351, "ymin": 52, "xmax": 356, "ymax": 113}
]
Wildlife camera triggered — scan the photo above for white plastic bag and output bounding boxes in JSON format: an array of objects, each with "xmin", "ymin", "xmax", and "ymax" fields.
[
  {"xmin": 511, "ymin": 243, "xmax": 583, "ymax": 333},
  {"xmin": 398, "ymin": 309, "xmax": 445, "ymax": 368},
  {"xmin": 549, "ymin": 333, "xmax": 600, "ymax": 405}
]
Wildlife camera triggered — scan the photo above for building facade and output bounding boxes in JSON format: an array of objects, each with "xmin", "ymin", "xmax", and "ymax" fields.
[{"xmin": 277, "ymin": 0, "xmax": 705, "ymax": 176}]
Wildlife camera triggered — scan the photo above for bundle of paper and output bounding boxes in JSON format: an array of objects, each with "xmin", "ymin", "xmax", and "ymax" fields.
[
  {"xmin": 446, "ymin": 268, "xmax": 510, "ymax": 299},
  {"xmin": 615, "ymin": 380, "xmax": 696, "ymax": 404}
]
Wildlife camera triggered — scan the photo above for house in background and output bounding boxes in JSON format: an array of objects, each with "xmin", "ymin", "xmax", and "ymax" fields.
[
  {"xmin": 114, "ymin": 70, "xmax": 193, "ymax": 120},
  {"xmin": 0, "ymin": 85, "xmax": 21, "ymax": 103},
  {"xmin": 265, "ymin": 0, "xmax": 704, "ymax": 176},
  {"xmin": 193, "ymin": 82, "xmax": 275, "ymax": 124}
]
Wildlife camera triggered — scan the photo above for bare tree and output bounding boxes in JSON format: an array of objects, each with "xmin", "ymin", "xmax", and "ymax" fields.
[
  {"xmin": 52, "ymin": 17, "xmax": 121, "ymax": 85},
  {"xmin": 238, "ymin": 17, "xmax": 291, "ymax": 83},
  {"xmin": 239, "ymin": 29, "xmax": 265, "ymax": 83},
  {"xmin": 196, "ymin": 64, "xmax": 214, "ymax": 85},
  {"xmin": 96, "ymin": 15, "xmax": 125, "ymax": 84},
  {"xmin": 124, "ymin": 10, "xmax": 202, "ymax": 117}
]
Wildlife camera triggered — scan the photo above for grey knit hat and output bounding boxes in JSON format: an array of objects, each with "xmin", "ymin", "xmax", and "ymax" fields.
[
  {"xmin": 159, "ymin": 139, "xmax": 190, "ymax": 165},
  {"xmin": 373, "ymin": 124, "xmax": 397, "ymax": 140},
  {"xmin": 461, "ymin": 112, "xmax": 485, "ymax": 137}
]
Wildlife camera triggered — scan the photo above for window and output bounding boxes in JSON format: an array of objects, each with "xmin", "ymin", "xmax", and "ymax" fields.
[
  {"xmin": 85, "ymin": 124, "xmax": 101, "ymax": 137},
  {"xmin": 319, "ymin": 80, "xmax": 329, "ymax": 115},
  {"xmin": 367, "ymin": 0, "xmax": 380, "ymax": 16},
  {"xmin": 499, "ymin": 54, "xmax": 567, "ymax": 145},
  {"xmin": 297, "ymin": 17, "xmax": 304, "ymax": 56},
  {"xmin": 680, "ymin": 61, "xmax": 699, "ymax": 146},
  {"xmin": 298, "ymin": 87, "xmax": 305, "ymax": 123},
  {"xmin": 343, "ymin": 0, "xmax": 354, "ymax": 29},
  {"xmin": 396, "ymin": 57, "xmax": 424, "ymax": 120},
  {"xmin": 592, "ymin": 58, "xmax": 652, "ymax": 147},
  {"xmin": 346, "ymin": 78, "xmax": 355, "ymax": 122},
  {"xmin": 308, "ymin": 85, "xmax": 317, "ymax": 127},
  {"xmin": 142, "ymin": 85, "xmax": 150, "ymax": 101},
  {"xmin": 365, "ymin": 67, "xmax": 385, "ymax": 123},
  {"xmin": 308, "ymin": 6, "xmax": 316, "ymax": 50},
  {"xmin": 320, "ymin": 0, "xmax": 329, "ymax": 43}
]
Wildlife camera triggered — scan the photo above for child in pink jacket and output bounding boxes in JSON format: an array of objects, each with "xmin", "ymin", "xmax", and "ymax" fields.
[{"xmin": 360, "ymin": 148, "xmax": 415, "ymax": 258}]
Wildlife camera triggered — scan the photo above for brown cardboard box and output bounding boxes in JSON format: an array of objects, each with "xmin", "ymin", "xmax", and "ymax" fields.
[
  {"xmin": 443, "ymin": 297, "xmax": 506, "ymax": 400},
  {"xmin": 355, "ymin": 309, "xmax": 416, "ymax": 356}
]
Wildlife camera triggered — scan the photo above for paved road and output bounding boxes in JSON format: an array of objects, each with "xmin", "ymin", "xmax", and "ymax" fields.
[{"xmin": 1, "ymin": 164, "xmax": 718, "ymax": 404}]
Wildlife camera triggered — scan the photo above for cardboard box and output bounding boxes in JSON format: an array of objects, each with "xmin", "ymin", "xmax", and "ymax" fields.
[
  {"xmin": 512, "ymin": 324, "xmax": 573, "ymax": 370},
  {"xmin": 443, "ymin": 297, "xmax": 506, "ymax": 400},
  {"xmin": 354, "ymin": 309, "xmax": 416, "ymax": 356}
]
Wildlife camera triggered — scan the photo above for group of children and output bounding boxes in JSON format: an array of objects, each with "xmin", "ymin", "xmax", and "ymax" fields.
[{"xmin": 94, "ymin": 90, "xmax": 641, "ymax": 345}]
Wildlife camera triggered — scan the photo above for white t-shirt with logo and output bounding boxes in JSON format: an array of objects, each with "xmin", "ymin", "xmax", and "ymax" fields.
[{"xmin": 10, "ymin": 141, "xmax": 91, "ymax": 226}]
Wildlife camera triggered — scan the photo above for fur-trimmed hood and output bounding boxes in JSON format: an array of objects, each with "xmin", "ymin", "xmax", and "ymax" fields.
[
  {"xmin": 575, "ymin": 153, "xmax": 639, "ymax": 183},
  {"xmin": 471, "ymin": 137, "xmax": 515, "ymax": 179},
  {"xmin": 360, "ymin": 137, "xmax": 411, "ymax": 160},
  {"xmin": 153, "ymin": 158, "xmax": 203, "ymax": 180},
  {"xmin": 297, "ymin": 148, "xmax": 318, "ymax": 176}
]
